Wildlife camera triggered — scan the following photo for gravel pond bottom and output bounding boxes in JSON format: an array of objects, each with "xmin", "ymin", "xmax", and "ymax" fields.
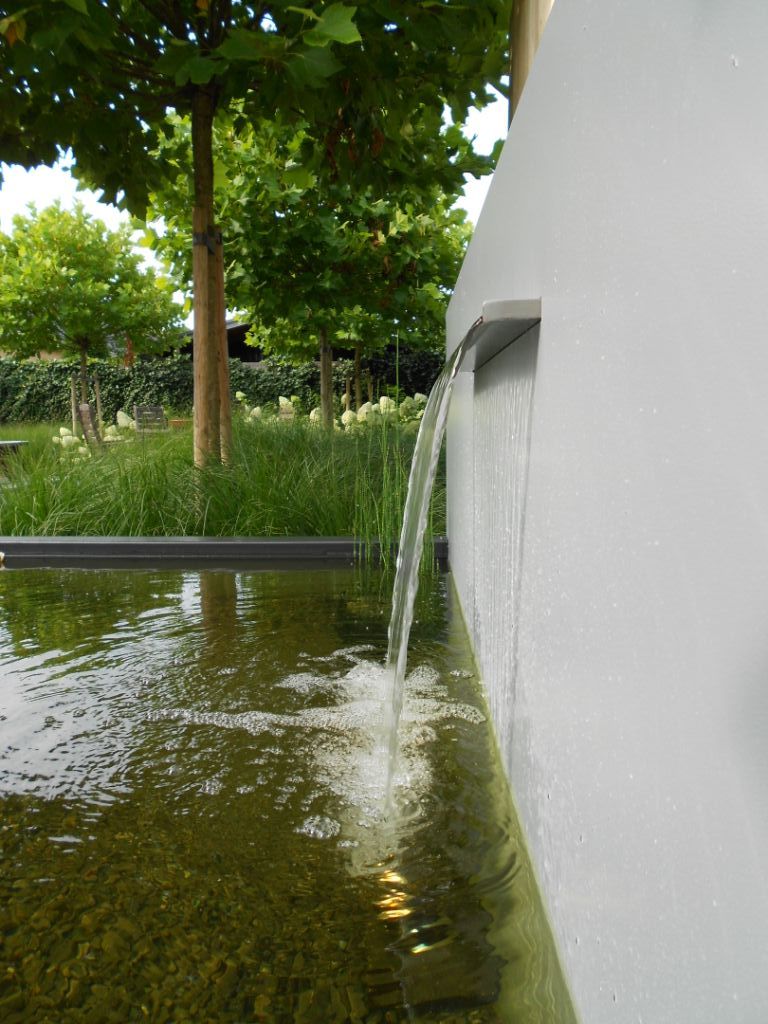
[{"xmin": 0, "ymin": 567, "xmax": 575, "ymax": 1023}]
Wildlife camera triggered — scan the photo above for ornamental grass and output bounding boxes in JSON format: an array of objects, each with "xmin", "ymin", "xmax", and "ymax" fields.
[{"xmin": 0, "ymin": 418, "xmax": 445, "ymax": 562}]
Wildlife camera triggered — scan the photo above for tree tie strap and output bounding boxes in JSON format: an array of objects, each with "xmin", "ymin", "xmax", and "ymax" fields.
[{"xmin": 193, "ymin": 229, "xmax": 222, "ymax": 255}]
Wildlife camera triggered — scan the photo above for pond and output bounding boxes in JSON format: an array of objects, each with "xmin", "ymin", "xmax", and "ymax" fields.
[{"xmin": 0, "ymin": 567, "xmax": 574, "ymax": 1023}]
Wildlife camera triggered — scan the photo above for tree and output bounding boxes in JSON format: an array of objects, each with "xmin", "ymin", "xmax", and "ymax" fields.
[
  {"xmin": 0, "ymin": 0, "xmax": 511, "ymax": 461},
  {"xmin": 147, "ymin": 113, "xmax": 472, "ymax": 423},
  {"xmin": 0, "ymin": 201, "xmax": 185, "ymax": 397}
]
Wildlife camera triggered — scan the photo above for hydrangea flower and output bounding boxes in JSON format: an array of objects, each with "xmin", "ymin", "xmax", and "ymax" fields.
[{"xmin": 116, "ymin": 409, "xmax": 136, "ymax": 430}]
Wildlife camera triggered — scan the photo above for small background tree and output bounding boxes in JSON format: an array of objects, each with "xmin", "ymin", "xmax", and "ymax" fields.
[
  {"xmin": 147, "ymin": 115, "xmax": 472, "ymax": 423},
  {"xmin": 0, "ymin": 201, "xmax": 185, "ymax": 400}
]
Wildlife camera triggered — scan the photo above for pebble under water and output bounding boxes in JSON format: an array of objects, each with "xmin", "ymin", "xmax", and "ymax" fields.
[{"xmin": 0, "ymin": 567, "xmax": 575, "ymax": 1023}]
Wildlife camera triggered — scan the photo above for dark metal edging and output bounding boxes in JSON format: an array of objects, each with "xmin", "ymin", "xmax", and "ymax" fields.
[{"xmin": 0, "ymin": 536, "xmax": 449, "ymax": 570}]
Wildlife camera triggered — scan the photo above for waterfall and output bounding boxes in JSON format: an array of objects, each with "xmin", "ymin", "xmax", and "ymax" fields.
[{"xmin": 383, "ymin": 317, "xmax": 483, "ymax": 804}]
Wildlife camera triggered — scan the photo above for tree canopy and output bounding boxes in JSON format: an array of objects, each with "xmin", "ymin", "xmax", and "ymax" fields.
[
  {"xmin": 0, "ymin": 201, "xmax": 185, "ymax": 379},
  {"xmin": 146, "ymin": 113, "xmax": 471, "ymax": 410},
  {"xmin": 0, "ymin": 0, "xmax": 512, "ymax": 460},
  {"xmin": 144, "ymin": 112, "xmax": 471, "ymax": 421},
  {"xmin": 0, "ymin": 2, "xmax": 509, "ymax": 207}
]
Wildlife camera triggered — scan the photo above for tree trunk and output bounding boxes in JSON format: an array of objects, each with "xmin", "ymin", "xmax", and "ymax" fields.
[
  {"xmin": 214, "ymin": 225, "xmax": 232, "ymax": 464},
  {"xmin": 70, "ymin": 376, "xmax": 77, "ymax": 436},
  {"xmin": 509, "ymin": 0, "xmax": 554, "ymax": 120},
  {"xmin": 79, "ymin": 347, "xmax": 88, "ymax": 403},
  {"xmin": 192, "ymin": 87, "xmax": 220, "ymax": 468},
  {"xmin": 354, "ymin": 345, "xmax": 363, "ymax": 410},
  {"xmin": 93, "ymin": 371, "xmax": 102, "ymax": 427},
  {"xmin": 319, "ymin": 329, "xmax": 334, "ymax": 428}
]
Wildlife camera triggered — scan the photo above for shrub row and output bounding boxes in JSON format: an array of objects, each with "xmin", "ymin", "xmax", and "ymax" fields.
[{"xmin": 0, "ymin": 350, "xmax": 443, "ymax": 424}]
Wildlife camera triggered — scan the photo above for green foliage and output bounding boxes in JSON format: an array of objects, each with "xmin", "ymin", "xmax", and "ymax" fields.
[
  {"xmin": 0, "ymin": 351, "xmax": 442, "ymax": 424},
  {"xmin": 146, "ymin": 114, "xmax": 473, "ymax": 363},
  {"xmin": 0, "ymin": 417, "xmax": 445, "ymax": 560},
  {"xmin": 1, "ymin": 0, "xmax": 509, "ymax": 455},
  {"xmin": 0, "ymin": 202, "xmax": 185, "ymax": 363},
  {"xmin": 0, "ymin": 1, "xmax": 511, "ymax": 213},
  {"xmin": 0, "ymin": 356, "xmax": 194, "ymax": 423},
  {"xmin": 367, "ymin": 348, "xmax": 443, "ymax": 401}
]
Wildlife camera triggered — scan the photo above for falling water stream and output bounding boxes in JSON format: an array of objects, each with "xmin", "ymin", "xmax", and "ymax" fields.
[{"xmin": 384, "ymin": 318, "xmax": 481, "ymax": 802}]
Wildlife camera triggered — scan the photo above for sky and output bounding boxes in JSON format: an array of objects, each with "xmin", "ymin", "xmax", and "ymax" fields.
[{"xmin": 0, "ymin": 92, "xmax": 509, "ymax": 239}]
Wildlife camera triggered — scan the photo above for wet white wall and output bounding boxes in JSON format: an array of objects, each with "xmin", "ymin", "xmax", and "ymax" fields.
[{"xmin": 446, "ymin": 3, "xmax": 768, "ymax": 1021}]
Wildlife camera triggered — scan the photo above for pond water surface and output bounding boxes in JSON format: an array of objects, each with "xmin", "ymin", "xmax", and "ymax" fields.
[{"xmin": 0, "ymin": 567, "xmax": 574, "ymax": 1023}]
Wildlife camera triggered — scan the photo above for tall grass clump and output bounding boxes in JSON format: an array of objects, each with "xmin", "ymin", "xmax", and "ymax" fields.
[
  {"xmin": 0, "ymin": 419, "xmax": 445, "ymax": 561},
  {"xmin": 351, "ymin": 415, "xmax": 445, "ymax": 567}
]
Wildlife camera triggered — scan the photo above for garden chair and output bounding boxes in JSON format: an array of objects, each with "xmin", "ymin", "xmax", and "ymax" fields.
[
  {"xmin": 133, "ymin": 404, "xmax": 169, "ymax": 434},
  {"xmin": 77, "ymin": 403, "xmax": 102, "ymax": 447}
]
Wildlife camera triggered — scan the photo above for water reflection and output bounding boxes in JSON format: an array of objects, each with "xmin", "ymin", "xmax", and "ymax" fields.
[{"xmin": 0, "ymin": 567, "xmax": 575, "ymax": 1022}]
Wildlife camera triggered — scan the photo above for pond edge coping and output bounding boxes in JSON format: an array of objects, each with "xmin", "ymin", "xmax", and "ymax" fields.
[{"xmin": 0, "ymin": 536, "xmax": 449, "ymax": 570}]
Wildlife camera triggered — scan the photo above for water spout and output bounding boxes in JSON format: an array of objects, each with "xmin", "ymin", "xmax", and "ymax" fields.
[{"xmin": 384, "ymin": 300, "xmax": 541, "ymax": 807}]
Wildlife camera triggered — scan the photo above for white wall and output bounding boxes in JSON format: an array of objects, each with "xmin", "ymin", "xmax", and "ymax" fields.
[{"xmin": 447, "ymin": 3, "xmax": 768, "ymax": 1021}]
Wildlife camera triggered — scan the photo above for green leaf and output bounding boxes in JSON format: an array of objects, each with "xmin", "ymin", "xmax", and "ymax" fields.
[
  {"xmin": 304, "ymin": 4, "xmax": 361, "ymax": 47},
  {"xmin": 489, "ymin": 138, "xmax": 505, "ymax": 163},
  {"xmin": 30, "ymin": 22, "xmax": 75, "ymax": 51},
  {"xmin": 217, "ymin": 28, "xmax": 264, "ymax": 61},
  {"xmin": 286, "ymin": 6, "xmax": 319, "ymax": 20},
  {"xmin": 62, "ymin": 0, "xmax": 89, "ymax": 14},
  {"xmin": 287, "ymin": 45, "xmax": 342, "ymax": 85},
  {"xmin": 282, "ymin": 165, "xmax": 314, "ymax": 190},
  {"xmin": 177, "ymin": 56, "xmax": 220, "ymax": 86},
  {"xmin": 154, "ymin": 41, "xmax": 197, "ymax": 76},
  {"xmin": 213, "ymin": 157, "xmax": 227, "ymax": 191},
  {"xmin": 216, "ymin": 29, "xmax": 288, "ymax": 65}
]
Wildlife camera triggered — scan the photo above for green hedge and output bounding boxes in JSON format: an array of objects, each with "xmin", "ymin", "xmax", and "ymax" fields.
[
  {"xmin": 0, "ymin": 356, "xmax": 196, "ymax": 424},
  {"xmin": 0, "ymin": 350, "xmax": 443, "ymax": 424}
]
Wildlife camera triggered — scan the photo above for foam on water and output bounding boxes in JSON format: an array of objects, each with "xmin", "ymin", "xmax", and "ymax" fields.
[{"xmin": 145, "ymin": 650, "xmax": 486, "ymax": 873}]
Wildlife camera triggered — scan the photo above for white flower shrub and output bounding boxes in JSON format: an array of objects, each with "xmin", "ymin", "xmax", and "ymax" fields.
[
  {"xmin": 116, "ymin": 409, "xmax": 136, "ymax": 430},
  {"xmin": 227, "ymin": 386, "xmax": 430, "ymax": 433},
  {"xmin": 52, "ymin": 410, "xmax": 135, "ymax": 459}
]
